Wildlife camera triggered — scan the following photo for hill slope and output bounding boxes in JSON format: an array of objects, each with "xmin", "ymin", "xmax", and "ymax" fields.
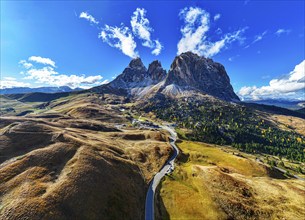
[{"xmin": 0, "ymin": 94, "xmax": 172, "ymax": 220}]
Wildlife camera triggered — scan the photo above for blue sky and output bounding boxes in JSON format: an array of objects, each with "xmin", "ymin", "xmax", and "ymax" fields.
[{"xmin": 1, "ymin": 0, "xmax": 304, "ymax": 100}]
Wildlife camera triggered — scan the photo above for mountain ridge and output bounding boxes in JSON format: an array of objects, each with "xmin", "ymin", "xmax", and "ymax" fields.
[
  {"xmin": 98, "ymin": 52, "xmax": 240, "ymax": 102},
  {"xmin": 0, "ymin": 86, "xmax": 82, "ymax": 95}
]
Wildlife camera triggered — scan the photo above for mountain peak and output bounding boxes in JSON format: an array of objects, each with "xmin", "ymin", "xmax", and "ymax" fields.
[
  {"xmin": 128, "ymin": 57, "xmax": 146, "ymax": 70},
  {"xmin": 148, "ymin": 60, "xmax": 166, "ymax": 82},
  {"xmin": 164, "ymin": 52, "xmax": 240, "ymax": 101},
  {"xmin": 100, "ymin": 52, "xmax": 240, "ymax": 102},
  {"xmin": 180, "ymin": 51, "xmax": 201, "ymax": 59}
]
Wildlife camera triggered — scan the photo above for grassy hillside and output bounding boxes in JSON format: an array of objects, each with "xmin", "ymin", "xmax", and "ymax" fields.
[
  {"xmin": 2, "ymin": 90, "xmax": 305, "ymax": 219},
  {"xmin": 156, "ymin": 141, "xmax": 305, "ymax": 220},
  {"xmin": 143, "ymin": 95, "xmax": 305, "ymax": 162},
  {"xmin": 0, "ymin": 93, "xmax": 173, "ymax": 220}
]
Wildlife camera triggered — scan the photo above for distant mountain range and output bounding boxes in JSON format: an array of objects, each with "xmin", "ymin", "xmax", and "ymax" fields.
[
  {"xmin": 246, "ymin": 99, "xmax": 305, "ymax": 110},
  {"xmin": 0, "ymin": 86, "xmax": 82, "ymax": 95}
]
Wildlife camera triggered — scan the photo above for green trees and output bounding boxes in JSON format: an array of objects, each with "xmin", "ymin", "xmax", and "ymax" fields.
[{"xmin": 144, "ymin": 97, "xmax": 305, "ymax": 162}]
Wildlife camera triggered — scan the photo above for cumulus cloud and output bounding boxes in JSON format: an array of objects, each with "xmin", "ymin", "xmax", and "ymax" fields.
[
  {"xmin": 99, "ymin": 25, "xmax": 138, "ymax": 58},
  {"xmin": 79, "ymin": 12, "xmax": 99, "ymax": 24},
  {"xmin": 24, "ymin": 67, "xmax": 103, "ymax": 89},
  {"xmin": 130, "ymin": 8, "xmax": 163, "ymax": 55},
  {"xmin": 177, "ymin": 7, "xmax": 246, "ymax": 57},
  {"xmin": 131, "ymin": 8, "xmax": 153, "ymax": 46},
  {"xmin": 275, "ymin": 28, "xmax": 291, "ymax": 36},
  {"xmin": 238, "ymin": 60, "xmax": 305, "ymax": 100},
  {"xmin": 29, "ymin": 56, "xmax": 56, "ymax": 67},
  {"xmin": 96, "ymin": 8, "xmax": 162, "ymax": 57},
  {"xmin": 19, "ymin": 60, "xmax": 33, "ymax": 69},
  {"xmin": 213, "ymin": 13, "xmax": 221, "ymax": 21},
  {"xmin": 13, "ymin": 57, "xmax": 104, "ymax": 89},
  {"xmin": 0, "ymin": 77, "xmax": 31, "ymax": 89}
]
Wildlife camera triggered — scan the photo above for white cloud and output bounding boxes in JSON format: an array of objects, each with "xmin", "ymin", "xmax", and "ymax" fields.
[
  {"xmin": 252, "ymin": 30, "xmax": 267, "ymax": 43},
  {"xmin": 0, "ymin": 77, "xmax": 31, "ymax": 89},
  {"xmin": 101, "ymin": 79, "xmax": 109, "ymax": 84},
  {"xmin": 24, "ymin": 66, "xmax": 103, "ymax": 89},
  {"xmin": 275, "ymin": 28, "xmax": 291, "ymax": 36},
  {"xmin": 244, "ymin": 30, "xmax": 267, "ymax": 48},
  {"xmin": 3, "ymin": 77, "xmax": 16, "ymax": 81},
  {"xmin": 238, "ymin": 60, "xmax": 305, "ymax": 100},
  {"xmin": 81, "ymin": 8, "xmax": 162, "ymax": 57},
  {"xmin": 13, "ymin": 57, "xmax": 105, "ymax": 89},
  {"xmin": 239, "ymin": 86, "xmax": 257, "ymax": 97},
  {"xmin": 99, "ymin": 25, "xmax": 138, "ymax": 58},
  {"xmin": 131, "ymin": 8, "xmax": 153, "ymax": 47},
  {"xmin": 177, "ymin": 7, "xmax": 246, "ymax": 57},
  {"xmin": 130, "ymin": 8, "xmax": 163, "ymax": 55},
  {"xmin": 79, "ymin": 12, "xmax": 99, "ymax": 24},
  {"xmin": 151, "ymin": 40, "xmax": 163, "ymax": 55},
  {"xmin": 28, "ymin": 56, "xmax": 56, "ymax": 67},
  {"xmin": 213, "ymin": 13, "xmax": 221, "ymax": 21},
  {"xmin": 19, "ymin": 60, "xmax": 33, "ymax": 69}
]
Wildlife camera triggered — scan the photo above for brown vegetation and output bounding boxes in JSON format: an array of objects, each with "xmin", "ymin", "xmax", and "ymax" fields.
[
  {"xmin": 269, "ymin": 114, "xmax": 305, "ymax": 136},
  {"xmin": 0, "ymin": 94, "xmax": 172, "ymax": 220}
]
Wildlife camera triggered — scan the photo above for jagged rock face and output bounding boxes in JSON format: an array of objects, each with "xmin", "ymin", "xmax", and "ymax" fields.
[
  {"xmin": 163, "ymin": 52, "xmax": 240, "ymax": 101},
  {"xmin": 102, "ymin": 52, "xmax": 239, "ymax": 101},
  {"xmin": 112, "ymin": 58, "xmax": 147, "ymax": 86},
  {"xmin": 147, "ymin": 60, "xmax": 166, "ymax": 82},
  {"xmin": 109, "ymin": 58, "xmax": 166, "ymax": 91}
]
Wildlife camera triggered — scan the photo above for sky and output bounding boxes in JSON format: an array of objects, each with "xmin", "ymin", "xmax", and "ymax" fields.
[{"xmin": 1, "ymin": 0, "xmax": 304, "ymax": 100}]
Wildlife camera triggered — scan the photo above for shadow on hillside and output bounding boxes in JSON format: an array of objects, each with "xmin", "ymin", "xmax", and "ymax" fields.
[
  {"xmin": 267, "ymin": 166, "xmax": 288, "ymax": 179},
  {"xmin": 154, "ymin": 180, "xmax": 170, "ymax": 220},
  {"xmin": 176, "ymin": 150, "xmax": 190, "ymax": 164}
]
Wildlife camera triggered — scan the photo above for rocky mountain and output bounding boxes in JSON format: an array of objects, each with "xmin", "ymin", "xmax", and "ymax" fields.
[
  {"xmin": 147, "ymin": 60, "xmax": 167, "ymax": 82},
  {"xmin": 102, "ymin": 52, "xmax": 239, "ymax": 102},
  {"xmin": 246, "ymin": 99, "xmax": 305, "ymax": 110},
  {"xmin": 161, "ymin": 52, "xmax": 240, "ymax": 101},
  {"xmin": 108, "ymin": 58, "xmax": 166, "ymax": 96},
  {"xmin": 0, "ymin": 86, "xmax": 82, "ymax": 95},
  {"xmin": 1, "ymin": 53, "xmax": 305, "ymax": 220}
]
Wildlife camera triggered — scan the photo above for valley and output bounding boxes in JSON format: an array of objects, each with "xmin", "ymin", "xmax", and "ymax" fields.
[
  {"xmin": 0, "ymin": 52, "xmax": 304, "ymax": 220},
  {"xmin": 0, "ymin": 93, "xmax": 173, "ymax": 220}
]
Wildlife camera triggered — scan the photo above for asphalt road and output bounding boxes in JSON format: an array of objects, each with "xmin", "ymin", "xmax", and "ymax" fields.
[
  {"xmin": 256, "ymin": 159, "xmax": 305, "ymax": 181},
  {"xmin": 145, "ymin": 126, "xmax": 179, "ymax": 220}
]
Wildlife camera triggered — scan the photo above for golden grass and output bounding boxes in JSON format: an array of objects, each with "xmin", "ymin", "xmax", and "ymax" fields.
[
  {"xmin": 179, "ymin": 141, "xmax": 268, "ymax": 177},
  {"xmin": 159, "ymin": 167, "xmax": 226, "ymax": 220},
  {"xmin": 0, "ymin": 98, "xmax": 172, "ymax": 220},
  {"xmin": 158, "ymin": 141, "xmax": 305, "ymax": 220},
  {"xmin": 270, "ymin": 114, "xmax": 305, "ymax": 136}
]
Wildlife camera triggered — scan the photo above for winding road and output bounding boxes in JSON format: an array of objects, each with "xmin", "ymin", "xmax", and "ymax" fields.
[{"xmin": 145, "ymin": 125, "xmax": 180, "ymax": 220}]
